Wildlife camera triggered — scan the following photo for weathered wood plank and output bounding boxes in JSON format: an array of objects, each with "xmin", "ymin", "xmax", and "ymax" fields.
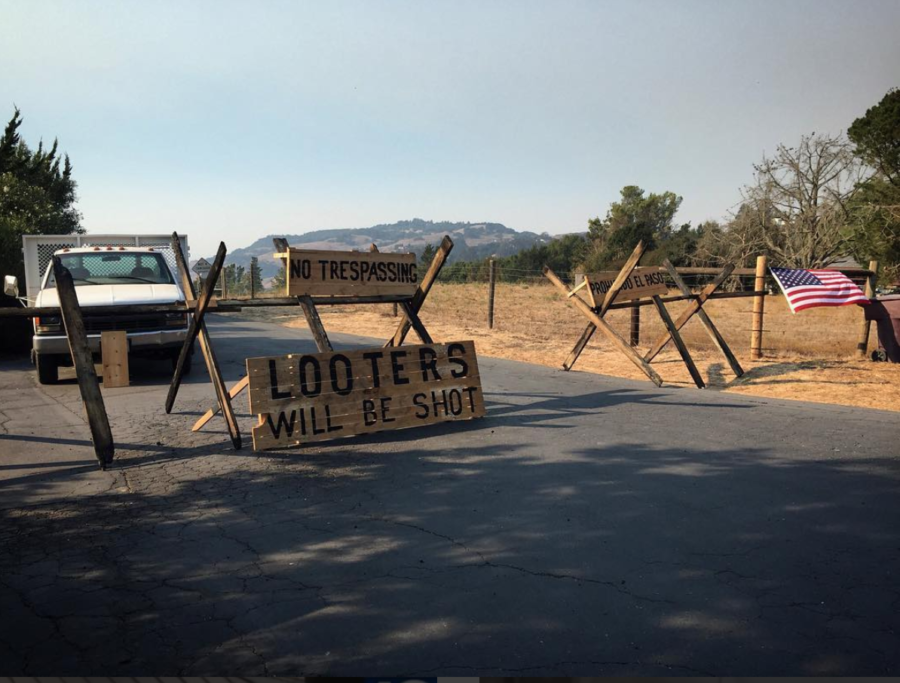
[
  {"xmin": 385, "ymin": 235, "xmax": 453, "ymax": 347},
  {"xmin": 100, "ymin": 330, "xmax": 129, "ymax": 388},
  {"xmin": 284, "ymin": 248, "xmax": 419, "ymax": 297},
  {"xmin": 562, "ymin": 323, "xmax": 596, "ymax": 372},
  {"xmin": 298, "ymin": 295, "xmax": 333, "ymax": 353},
  {"xmin": 166, "ymin": 241, "xmax": 226, "ymax": 413},
  {"xmin": 588, "ymin": 266, "xmax": 668, "ymax": 304},
  {"xmin": 247, "ymin": 341, "xmax": 480, "ymax": 415},
  {"xmin": 191, "ymin": 375, "xmax": 249, "ymax": 432},
  {"xmin": 52, "ymin": 257, "xmax": 115, "ymax": 468},
  {"xmin": 248, "ymin": 340, "xmax": 484, "ymax": 450},
  {"xmin": 651, "ymin": 294, "xmax": 705, "ymax": 389},
  {"xmin": 599, "ymin": 241, "xmax": 647, "ymax": 316},
  {"xmin": 399, "ymin": 300, "xmax": 434, "ymax": 344}
]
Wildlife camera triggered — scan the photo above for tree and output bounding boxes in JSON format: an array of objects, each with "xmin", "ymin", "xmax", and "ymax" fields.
[
  {"xmin": 585, "ymin": 185, "xmax": 682, "ymax": 269},
  {"xmin": 739, "ymin": 133, "xmax": 865, "ymax": 269},
  {"xmin": 848, "ymin": 88, "xmax": 900, "ymax": 185},
  {"xmin": 1, "ymin": 107, "xmax": 82, "ymax": 286},
  {"xmin": 223, "ymin": 263, "xmax": 246, "ymax": 295},
  {"xmin": 846, "ymin": 88, "xmax": 900, "ymax": 284},
  {"xmin": 273, "ymin": 262, "xmax": 286, "ymax": 291},
  {"xmin": 243, "ymin": 256, "xmax": 264, "ymax": 294},
  {"xmin": 419, "ymin": 243, "xmax": 437, "ymax": 270}
]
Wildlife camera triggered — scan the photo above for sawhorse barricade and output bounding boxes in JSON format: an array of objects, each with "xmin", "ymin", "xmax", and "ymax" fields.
[
  {"xmin": 166, "ymin": 234, "xmax": 454, "ymax": 448},
  {"xmin": 543, "ymin": 241, "xmax": 745, "ymax": 389}
]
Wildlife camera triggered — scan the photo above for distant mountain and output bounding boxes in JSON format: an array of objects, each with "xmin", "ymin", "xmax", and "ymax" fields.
[{"xmin": 202, "ymin": 219, "xmax": 554, "ymax": 278}]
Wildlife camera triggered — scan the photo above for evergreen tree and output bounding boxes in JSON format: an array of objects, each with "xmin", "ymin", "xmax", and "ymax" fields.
[
  {"xmin": 419, "ymin": 243, "xmax": 437, "ymax": 269},
  {"xmin": 0, "ymin": 106, "xmax": 82, "ymax": 286}
]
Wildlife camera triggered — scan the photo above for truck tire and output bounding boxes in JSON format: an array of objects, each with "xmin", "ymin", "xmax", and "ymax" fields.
[{"xmin": 36, "ymin": 353, "xmax": 59, "ymax": 384}]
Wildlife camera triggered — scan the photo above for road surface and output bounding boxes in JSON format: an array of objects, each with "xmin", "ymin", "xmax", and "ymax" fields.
[{"xmin": 1, "ymin": 315, "xmax": 898, "ymax": 675}]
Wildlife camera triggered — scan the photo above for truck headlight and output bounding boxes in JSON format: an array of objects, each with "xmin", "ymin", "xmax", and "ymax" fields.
[
  {"xmin": 165, "ymin": 311, "xmax": 187, "ymax": 327},
  {"xmin": 35, "ymin": 315, "xmax": 62, "ymax": 334}
]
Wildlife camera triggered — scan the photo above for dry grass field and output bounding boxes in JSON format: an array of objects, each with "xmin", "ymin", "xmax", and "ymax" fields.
[{"xmin": 234, "ymin": 282, "xmax": 900, "ymax": 412}]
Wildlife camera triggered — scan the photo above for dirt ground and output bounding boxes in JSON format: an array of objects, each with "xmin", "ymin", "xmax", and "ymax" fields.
[{"xmin": 233, "ymin": 282, "xmax": 900, "ymax": 413}]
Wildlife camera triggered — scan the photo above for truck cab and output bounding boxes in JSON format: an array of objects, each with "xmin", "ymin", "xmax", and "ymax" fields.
[{"xmin": 31, "ymin": 246, "xmax": 192, "ymax": 384}]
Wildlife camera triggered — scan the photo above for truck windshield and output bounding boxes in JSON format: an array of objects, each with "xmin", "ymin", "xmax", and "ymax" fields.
[{"xmin": 46, "ymin": 252, "xmax": 175, "ymax": 286}]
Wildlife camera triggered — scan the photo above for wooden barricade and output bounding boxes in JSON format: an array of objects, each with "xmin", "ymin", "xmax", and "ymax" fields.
[
  {"xmin": 186, "ymin": 235, "xmax": 455, "ymax": 448},
  {"xmin": 544, "ymin": 242, "xmax": 745, "ymax": 388},
  {"xmin": 247, "ymin": 341, "xmax": 485, "ymax": 451}
]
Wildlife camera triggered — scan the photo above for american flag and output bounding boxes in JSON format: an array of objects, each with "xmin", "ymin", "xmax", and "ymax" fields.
[{"xmin": 770, "ymin": 267, "xmax": 870, "ymax": 313}]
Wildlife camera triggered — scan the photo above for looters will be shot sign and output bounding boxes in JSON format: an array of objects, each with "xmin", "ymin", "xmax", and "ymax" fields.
[{"xmin": 246, "ymin": 341, "xmax": 486, "ymax": 450}]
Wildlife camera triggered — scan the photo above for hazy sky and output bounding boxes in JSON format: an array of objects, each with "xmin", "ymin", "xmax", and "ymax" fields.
[{"xmin": 3, "ymin": 0, "xmax": 899, "ymax": 257}]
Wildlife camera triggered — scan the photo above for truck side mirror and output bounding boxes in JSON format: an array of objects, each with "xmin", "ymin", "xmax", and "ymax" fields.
[{"xmin": 3, "ymin": 275, "xmax": 19, "ymax": 298}]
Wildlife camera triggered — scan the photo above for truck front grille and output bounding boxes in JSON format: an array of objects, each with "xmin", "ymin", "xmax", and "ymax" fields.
[{"xmin": 83, "ymin": 314, "xmax": 171, "ymax": 334}]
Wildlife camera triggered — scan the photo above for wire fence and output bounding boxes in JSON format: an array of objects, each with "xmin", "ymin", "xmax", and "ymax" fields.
[{"xmin": 207, "ymin": 254, "xmax": 876, "ymax": 359}]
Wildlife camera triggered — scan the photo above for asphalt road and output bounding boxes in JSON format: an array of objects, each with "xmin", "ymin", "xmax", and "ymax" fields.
[{"xmin": 1, "ymin": 315, "xmax": 898, "ymax": 675}]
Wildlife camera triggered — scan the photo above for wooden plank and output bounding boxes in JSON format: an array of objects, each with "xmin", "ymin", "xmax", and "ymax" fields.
[
  {"xmin": 168, "ymin": 235, "xmax": 242, "ymax": 449},
  {"xmin": 247, "ymin": 340, "xmax": 484, "ymax": 451},
  {"xmin": 191, "ymin": 375, "xmax": 249, "ymax": 432},
  {"xmin": 252, "ymin": 388, "xmax": 485, "ymax": 450},
  {"xmin": 856, "ymin": 259, "xmax": 878, "ymax": 357},
  {"xmin": 750, "ymin": 255, "xmax": 768, "ymax": 360},
  {"xmin": 185, "ymin": 298, "xmax": 218, "ymax": 309},
  {"xmin": 284, "ymin": 248, "xmax": 419, "ymax": 297},
  {"xmin": 52, "ymin": 257, "xmax": 115, "ymax": 468},
  {"xmin": 0, "ymin": 303, "xmax": 242, "ymax": 318},
  {"xmin": 298, "ymin": 295, "xmax": 333, "ymax": 353},
  {"xmin": 543, "ymin": 266, "xmax": 663, "ymax": 386},
  {"xmin": 651, "ymin": 294, "xmax": 705, "ymax": 389},
  {"xmin": 599, "ymin": 241, "xmax": 649, "ymax": 316},
  {"xmin": 659, "ymin": 260, "xmax": 744, "ymax": 377},
  {"xmin": 100, "ymin": 330, "xmax": 129, "ymax": 388},
  {"xmin": 588, "ymin": 266, "xmax": 669, "ymax": 305},
  {"xmin": 386, "ymin": 235, "xmax": 453, "ymax": 347},
  {"xmin": 400, "ymin": 300, "xmax": 434, "ymax": 344},
  {"xmin": 566, "ymin": 279, "xmax": 589, "ymax": 298},
  {"xmin": 562, "ymin": 323, "xmax": 596, "ymax": 372},
  {"xmin": 644, "ymin": 262, "xmax": 734, "ymax": 361},
  {"xmin": 247, "ymin": 341, "xmax": 481, "ymax": 415}
]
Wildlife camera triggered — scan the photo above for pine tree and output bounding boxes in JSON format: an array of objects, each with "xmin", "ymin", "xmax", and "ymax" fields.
[{"xmin": 0, "ymin": 106, "xmax": 83, "ymax": 285}]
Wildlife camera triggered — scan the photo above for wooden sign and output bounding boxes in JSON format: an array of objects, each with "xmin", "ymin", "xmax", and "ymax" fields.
[
  {"xmin": 585, "ymin": 267, "xmax": 668, "ymax": 303},
  {"xmin": 247, "ymin": 341, "xmax": 486, "ymax": 451},
  {"xmin": 281, "ymin": 248, "xmax": 419, "ymax": 297}
]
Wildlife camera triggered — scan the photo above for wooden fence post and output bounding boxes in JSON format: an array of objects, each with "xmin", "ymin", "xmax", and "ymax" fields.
[
  {"xmin": 53, "ymin": 257, "xmax": 115, "ymax": 469},
  {"xmin": 857, "ymin": 259, "xmax": 879, "ymax": 357},
  {"xmin": 630, "ymin": 306, "xmax": 640, "ymax": 346},
  {"xmin": 488, "ymin": 258, "xmax": 496, "ymax": 329},
  {"xmin": 750, "ymin": 255, "xmax": 767, "ymax": 360}
]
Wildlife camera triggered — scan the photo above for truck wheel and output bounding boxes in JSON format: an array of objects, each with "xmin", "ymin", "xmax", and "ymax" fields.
[{"xmin": 36, "ymin": 353, "xmax": 59, "ymax": 384}]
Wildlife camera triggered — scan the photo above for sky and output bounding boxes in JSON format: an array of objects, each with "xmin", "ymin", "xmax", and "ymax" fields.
[{"xmin": 2, "ymin": 0, "xmax": 899, "ymax": 257}]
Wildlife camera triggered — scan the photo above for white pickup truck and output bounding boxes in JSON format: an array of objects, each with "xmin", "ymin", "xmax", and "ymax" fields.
[{"xmin": 7, "ymin": 235, "xmax": 194, "ymax": 384}]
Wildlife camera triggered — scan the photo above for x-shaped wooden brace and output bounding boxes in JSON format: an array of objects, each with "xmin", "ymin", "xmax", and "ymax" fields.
[
  {"xmin": 191, "ymin": 235, "xmax": 453, "ymax": 432},
  {"xmin": 544, "ymin": 241, "xmax": 665, "ymax": 387},
  {"xmin": 644, "ymin": 260, "xmax": 744, "ymax": 378},
  {"xmin": 166, "ymin": 234, "xmax": 242, "ymax": 449}
]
